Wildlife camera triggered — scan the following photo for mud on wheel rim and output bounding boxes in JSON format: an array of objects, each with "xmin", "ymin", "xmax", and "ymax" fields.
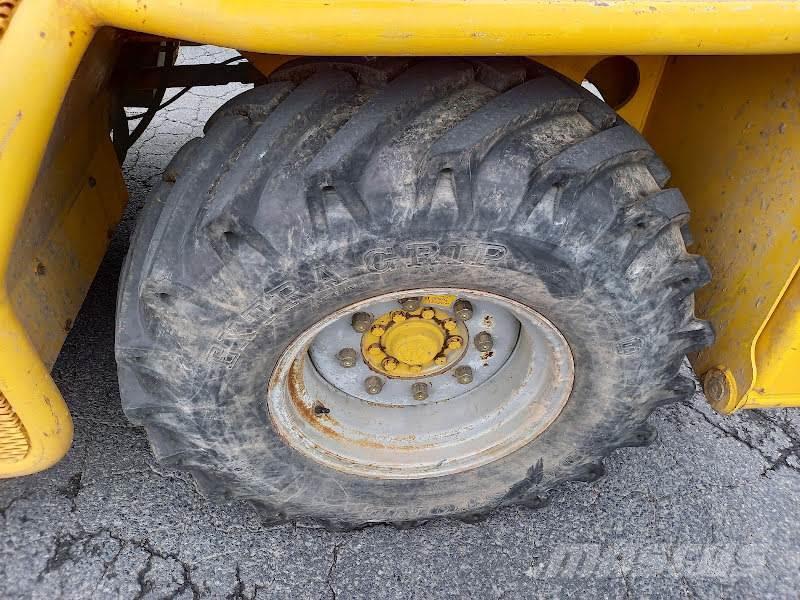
[{"xmin": 268, "ymin": 288, "xmax": 574, "ymax": 479}]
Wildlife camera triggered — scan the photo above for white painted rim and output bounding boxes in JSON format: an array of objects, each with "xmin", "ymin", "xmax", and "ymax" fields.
[{"xmin": 267, "ymin": 288, "xmax": 574, "ymax": 479}]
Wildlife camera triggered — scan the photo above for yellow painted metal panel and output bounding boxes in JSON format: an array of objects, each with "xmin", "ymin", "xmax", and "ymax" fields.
[
  {"xmin": 85, "ymin": 0, "xmax": 800, "ymax": 55},
  {"xmin": 0, "ymin": 2, "xmax": 97, "ymax": 476},
  {"xmin": 534, "ymin": 56, "xmax": 666, "ymax": 132},
  {"xmin": 645, "ymin": 56, "xmax": 800, "ymax": 413}
]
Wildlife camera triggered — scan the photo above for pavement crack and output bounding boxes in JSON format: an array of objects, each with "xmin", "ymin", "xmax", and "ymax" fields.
[
  {"xmin": 682, "ymin": 402, "xmax": 800, "ymax": 477},
  {"xmin": 326, "ymin": 542, "xmax": 343, "ymax": 600}
]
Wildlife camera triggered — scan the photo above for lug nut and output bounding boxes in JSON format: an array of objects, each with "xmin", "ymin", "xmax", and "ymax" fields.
[
  {"xmin": 474, "ymin": 331, "xmax": 494, "ymax": 352},
  {"xmin": 382, "ymin": 357, "xmax": 399, "ymax": 371},
  {"xmin": 421, "ymin": 308, "xmax": 435, "ymax": 319},
  {"xmin": 337, "ymin": 347, "xmax": 358, "ymax": 368},
  {"xmin": 453, "ymin": 299, "xmax": 474, "ymax": 321},
  {"xmin": 365, "ymin": 376, "xmax": 384, "ymax": 395},
  {"xmin": 370, "ymin": 324, "xmax": 386, "ymax": 337},
  {"xmin": 434, "ymin": 354, "xmax": 448, "ymax": 366},
  {"xmin": 409, "ymin": 365, "xmax": 422, "ymax": 374},
  {"xmin": 446, "ymin": 335, "xmax": 463, "ymax": 350},
  {"xmin": 367, "ymin": 344, "xmax": 385, "ymax": 358},
  {"xmin": 351, "ymin": 312, "xmax": 372, "ymax": 333},
  {"xmin": 399, "ymin": 297, "xmax": 422, "ymax": 311},
  {"xmin": 411, "ymin": 382, "xmax": 429, "ymax": 401},
  {"xmin": 454, "ymin": 366, "xmax": 474, "ymax": 385},
  {"xmin": 443, "ymin": 319, "xmax": 458, "ymax": 332}
]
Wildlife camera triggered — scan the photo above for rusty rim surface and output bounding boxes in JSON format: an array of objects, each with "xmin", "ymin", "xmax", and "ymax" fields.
[{"xmin": 267, "ymin": 288, "xmax": 574, "ymax": 479}]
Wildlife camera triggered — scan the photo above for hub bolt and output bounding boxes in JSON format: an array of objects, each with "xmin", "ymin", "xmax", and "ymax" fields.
[
  {"xmin": 370, "ymin": 324, "xmax": 386, "ymax": 337},
  {"xmin": 391, "ymin": 311, "xmax": 408, "ymax": 323},
  {"xmin": 446, "ymin": 335, "xmax": 463, "ymax": 350},
  {"xmin": 337, "ymin": 347, "xmax": 358, "ymax": 368},
  {"xmin": 365, "ymin": 376, "xmax": 384, "ymax": 395},
  {"xmin": 399, "ymin": 297, "xmax": 422, "ymax": 311},
  {"xmin": 453, "ymin": 299, "xmax": 474, "ymax": 321},
  {"xmin": 367, "ymin": 344, "xmax": 385, "ymax": 358},
  {"xmin": 454, "ymin": 365, "xmax": 474, "ymax": 385},
  {"xmin": 474, "ymin": 331, "xmax": 494, "ymax": 352},
  {"xmin": 351, "ymin": 312, "xmax": 372, "ymax": 333},
  {"xmin": 411, "ymin": 382, "xmax": 429, "ymax": 401},
  {"xmin": 421, "ymin": 308, "xmax": 435, "ymax": 320},
  {"xmin": 382, "ymin": 357, "xmax": 399, "ymax": 371}
]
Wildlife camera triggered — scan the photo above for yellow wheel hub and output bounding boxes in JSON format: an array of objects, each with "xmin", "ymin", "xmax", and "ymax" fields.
[{"xmin": 361, "ymin": 306, "xmax": 468, "ymax": 378}]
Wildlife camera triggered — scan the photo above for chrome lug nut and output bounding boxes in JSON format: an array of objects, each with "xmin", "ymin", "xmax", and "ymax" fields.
[
  {"xmin": 411, "ymin": 382, "xmax": 429, "ymax": 401},
  {"xmin": 399, "ymin": 297, "xmax": 422, "ymax": 311},
  {"xmin": 454, "ymin": 365, "xmax": 474, "ymax": 385},
  {"xmin": 453, "ymin": 299, "xmax": 474, "ymax": 321},
  {"xmin": 475, "ymin": 331, "xmax": 494, "ymax": 352},
  {"xmin": 351, "ymin": 312, "xmax": 372, "ymax": 333},
  {"xmin": 365, "ymin": 376, "xmax": 384, "ymax": 395},
  {"xmin": 337, "ymin": 347, "xmax": 358, "ymax": 368}
]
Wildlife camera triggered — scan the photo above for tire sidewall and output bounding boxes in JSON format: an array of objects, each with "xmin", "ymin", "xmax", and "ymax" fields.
[{"xmin": 194, "ymin": 228, "xmax": 657, "ymax": 524}]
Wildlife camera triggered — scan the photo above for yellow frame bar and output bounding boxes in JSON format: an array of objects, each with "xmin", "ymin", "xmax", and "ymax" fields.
[
  {"xmin": 87, "ymin": 0, "xmax": 800, "ymax": 56},
  {"xmin": 2, "ymin": 0, "xmax": 800, "ymax": 475}
]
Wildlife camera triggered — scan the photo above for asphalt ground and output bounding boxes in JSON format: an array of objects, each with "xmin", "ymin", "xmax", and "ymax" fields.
[{"xmin": 2, "ymin": 47, "xmax": 799, "ymax": 599}]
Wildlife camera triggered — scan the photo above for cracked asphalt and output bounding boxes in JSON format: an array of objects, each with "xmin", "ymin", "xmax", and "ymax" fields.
[{"xmin": 2, "ymin": 47, "xmax": 800, "ymax": 599}]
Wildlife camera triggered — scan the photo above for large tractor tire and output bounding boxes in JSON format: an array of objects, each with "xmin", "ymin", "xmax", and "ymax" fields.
[{"xmin": 116, "ymin": 57, "xmax": 713, "ymax": 529}]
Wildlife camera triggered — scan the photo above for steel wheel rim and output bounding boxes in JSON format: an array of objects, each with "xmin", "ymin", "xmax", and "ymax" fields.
[{"xmin": 267, "ymin": 288, "xmax": 574, "ymax": 479}]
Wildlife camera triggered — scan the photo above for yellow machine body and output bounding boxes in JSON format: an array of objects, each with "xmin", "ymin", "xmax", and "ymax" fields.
[{"xmin": 0, "ymin": 0, "xmax": 798, "ymax": 475}]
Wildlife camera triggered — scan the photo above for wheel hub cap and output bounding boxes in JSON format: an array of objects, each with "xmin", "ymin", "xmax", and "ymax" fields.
[{"xmin": 361, "ymin": 306, "xmax": 468, "ymax": 378}]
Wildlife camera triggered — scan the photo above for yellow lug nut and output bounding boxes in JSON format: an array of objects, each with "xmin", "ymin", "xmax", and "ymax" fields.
[
  {"xmin": 382, "ymin": 357, "xmax": 399, "ymax": 371},
  {"xmin": 434, "ymin": 354, "xmax": 448, "ymax": 366},
  {"xmin": 370, "ymin": 324, "xmax": 386, "ymax": 337},
  {"xmin": 443, "ymin": 319, "xmax": 457, "ymax": 332},
  {"xmin": 368, "ymin": 344, "xmax": 385, "ymax": 358},
  {"xmin": 447, "ymin": 336, "xmax": 463, "ymax": 350},
  {"xmin": 421, "ymin": 308, "xmax": 435, "ymax": 319},
  {"xmin": 391, "ymin": 311, "xmax": 408, "ymax": 323},
  {"xmin": 409, "ymin": 365, "xmax": 422, "ymax": 374}
]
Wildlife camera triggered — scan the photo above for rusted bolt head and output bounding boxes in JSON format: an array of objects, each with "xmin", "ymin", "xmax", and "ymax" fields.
[
  {"xmin": 382, "ymin": 357, "xmax": 399, "ymax": 371},
  {"xmin": 351, "ymin": 312, "xmax": 372, "ymax": 333},
  {"xmin": 411, "ymin": 382, "xmax": 429, "ymax": 401},
  {"xmin": 370, "ymin": 324, "xmax": 386, "ymax": 337},
  {"xmin": 421, "ymin": 308, "xmax": 435, "ymax": 320},
  {"xmin": 474, "ymin": 331, "xmax": 494, "ymax": 353},
  {"xmin": 453, "ymin": 299, "xmax": 474, "ymax": 321},
  {"xmin": 313, "ymin": 404, "xmax": 331, "ymax": 415},
  {"xmin": 454, "ymin": 365, "xmax": 473, "ymax": 385},
  {"xmin": 337, "ymin": 347, "xmax": 358, "ymax": 368},
  {"xmin": 446, "ymin": 336, "xmax": 463, "ymax": 350},
  {"xmin": 365, "ymin": 376, "xmax": 384, "ymax": 395},
  {"xmin": 399, "ymin": 297, "xmax": 422, "ymax": 311},
  {"xmin": 703, "ymin": 367, "xmax": 735, "ymax": 412}
]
